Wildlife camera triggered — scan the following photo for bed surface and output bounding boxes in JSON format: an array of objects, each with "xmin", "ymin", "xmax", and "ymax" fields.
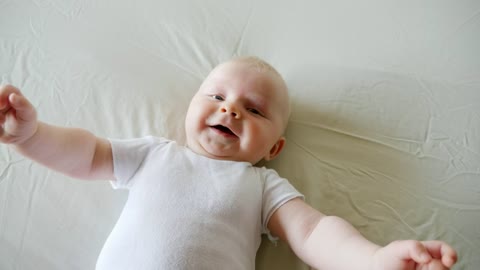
[{"xmin": 1, "ymin": 0, "xmax": 479, "ymax": 269}]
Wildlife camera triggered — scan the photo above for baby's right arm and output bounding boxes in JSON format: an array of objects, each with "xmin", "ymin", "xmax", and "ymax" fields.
[{"xmin": 0, "ymin": 85, "xmax": 114, "ymax": 180}]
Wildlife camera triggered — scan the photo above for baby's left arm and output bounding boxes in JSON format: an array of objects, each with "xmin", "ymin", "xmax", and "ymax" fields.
[{"xmin": 268, "ymin": 199, "xmax": 457, "ymax": 270}]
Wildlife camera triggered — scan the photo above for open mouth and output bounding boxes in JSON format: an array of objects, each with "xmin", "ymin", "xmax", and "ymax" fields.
[{"xmin": 211, "ymin": 125, "xmax": 236, "ymax": 137}]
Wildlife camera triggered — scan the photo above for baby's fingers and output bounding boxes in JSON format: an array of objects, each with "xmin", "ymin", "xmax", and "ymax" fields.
[
  {"xmin": 384, "ymin": 240, "xmax": 432, "ymax": 264},
  {"xmin": 0, "ymin": 85, "xmax": 34, "ymax": 122},
  {"xmin": 422, "ymin": 241, "xmax": 458, "ymax": 268},
  {"xmin": 0, "ymin": 85, "xmax": 21, "ymax": 109},
  {"xmin": 8, "ymin": 93, "xmax": 36, "ymax": 122},
  {"xmin": 404, "ymin": 240, "xmax": 432, "ymax": 263}
]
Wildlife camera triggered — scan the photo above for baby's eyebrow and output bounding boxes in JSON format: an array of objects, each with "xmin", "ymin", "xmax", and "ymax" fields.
[{"xmin": 247, "ymin": 96, "xmax": 268, "ymax": 111}]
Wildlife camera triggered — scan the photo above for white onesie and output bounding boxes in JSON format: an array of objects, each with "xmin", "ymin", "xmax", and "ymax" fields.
[{"xmin": 96, "ymin": 136, "xmax": 303, "ymax": 270}]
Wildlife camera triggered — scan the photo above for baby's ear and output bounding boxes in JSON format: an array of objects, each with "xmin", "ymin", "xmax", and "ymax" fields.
[{"xmin": 264, "ymin": 137, "xmax": 286, "ymax": 161}]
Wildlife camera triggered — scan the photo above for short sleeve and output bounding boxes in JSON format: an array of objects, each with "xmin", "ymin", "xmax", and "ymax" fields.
[
  {"xmin": 261, "ymin": 168, "xmax": 304, "ymax": 241},
  {"xmin": 108, "ymin": 136, "xmax": 169, "ymax": 189}
]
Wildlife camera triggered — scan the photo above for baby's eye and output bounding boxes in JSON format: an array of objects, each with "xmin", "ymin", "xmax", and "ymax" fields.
[
  {"xmin": 247, "ymin": 108, "xmax": 262, "ymax": 116},
  {"xmin": 212, "ymin": 95, "xmax": 224, "ymax": 101}
]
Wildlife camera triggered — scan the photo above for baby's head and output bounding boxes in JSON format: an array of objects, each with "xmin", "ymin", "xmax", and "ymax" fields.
[{"xmin": 185, "ymin": 56, "xmax": 290, "ymax": 164}]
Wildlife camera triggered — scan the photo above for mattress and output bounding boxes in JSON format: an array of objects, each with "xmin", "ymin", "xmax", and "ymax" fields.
[{"xmin": 0, "ymin": 0, "xmax": 479, "ymax": 269}]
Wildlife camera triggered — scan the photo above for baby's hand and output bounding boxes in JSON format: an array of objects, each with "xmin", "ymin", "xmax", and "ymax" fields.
[
  {"xmin": 372, "ymin": 240, "xmax": 457, "ymax": 270},
  {"xmin": 0, "ymin": 85, "xmax": 38, "ymax": 145}
]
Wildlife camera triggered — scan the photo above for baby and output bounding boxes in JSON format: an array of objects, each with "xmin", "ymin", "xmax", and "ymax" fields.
[{"xmin": 0, "ymin": 57, "xmax": 457, "ymax": 270}]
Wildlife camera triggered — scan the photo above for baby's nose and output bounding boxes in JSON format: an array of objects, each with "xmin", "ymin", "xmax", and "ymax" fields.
[{"xmin": 220, "ymin": 105, "xmax": 241, "ymax": 119}]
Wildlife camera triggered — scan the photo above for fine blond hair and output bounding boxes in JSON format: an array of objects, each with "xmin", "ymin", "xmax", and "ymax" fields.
[{"xmin": 230, "ymin": 56, "xmax": 282, "ymax": 77}]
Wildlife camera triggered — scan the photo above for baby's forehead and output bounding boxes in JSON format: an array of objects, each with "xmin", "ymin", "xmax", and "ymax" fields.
[
  {"xmin": 210, "ymin": 61, "xmax": 283, "ymax": 86},
  {"xmin": 208, "ymin": 65, "xmax": 286, "ymax": 99},
  {"xmin": 211, "ymin": 60, "xmax": 274, "ymax": 76}
]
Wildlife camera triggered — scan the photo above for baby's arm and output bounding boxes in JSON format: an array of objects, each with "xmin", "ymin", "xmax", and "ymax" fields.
[
  {"xmin": 0, "ymin": 85, "xmax": 113, "ymax": 180},
  {"xmin": 268, "ymin": 198, "xmax": 457, "ymax": 270}
]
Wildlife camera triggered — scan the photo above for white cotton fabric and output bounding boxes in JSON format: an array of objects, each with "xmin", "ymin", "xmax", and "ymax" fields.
[
  {"xmin": 1, "ymin": 1, "xmax": 479, "ymax": 269},
  {"xmin": 96, "ymin": 136, "xmax": 303, "ymax": 270}
]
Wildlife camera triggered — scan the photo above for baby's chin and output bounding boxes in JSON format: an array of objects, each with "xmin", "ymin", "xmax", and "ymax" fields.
[
  {"xmin": 187, "ymin": 140, "xmax": 234, "ymax": 159},
  {"xmin": 188, "ymin": 141, "xmax": 259, "ymax": 164}
]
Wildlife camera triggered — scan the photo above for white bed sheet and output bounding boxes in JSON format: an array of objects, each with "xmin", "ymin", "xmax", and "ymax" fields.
[{"xmin": 0, "ymin": 0, "xmax": 479, "ymax": 269}]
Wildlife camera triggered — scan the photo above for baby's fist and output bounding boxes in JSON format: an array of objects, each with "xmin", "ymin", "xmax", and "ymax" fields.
[
  {"xmin": 372, "ymin": 240, "xmax": 457, "ymax": 270},
  {"xmin": 0, "ymin": 85, "xmax": 38, "ymax": 145}
]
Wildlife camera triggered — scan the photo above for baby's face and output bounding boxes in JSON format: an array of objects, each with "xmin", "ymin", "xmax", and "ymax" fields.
[{"xmin": 185, "ymin": 61, "xmax": 289, "ymax": 164}]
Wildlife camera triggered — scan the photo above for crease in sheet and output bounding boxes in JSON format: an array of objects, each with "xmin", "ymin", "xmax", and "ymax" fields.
[
  {"xmin": 372, "ymin": 200, "xmax": 418, "ymax": 235},
  {"xmin": 289, "ymin": 119, "xmax": 424, "ymax": 157},
  {"xmin": 449, "ymin": 225, "xmax": 479, "ymax": 250},
  {"xmin": 232, "ymin": 4, "xmax": 254, "ymax": 56},
  {"xmin": 336, "ymin": 189, "xmax": 384, "ymax": 224},
  {"xmin": 127, "ymin": 39, "xmax": 203, "ymax": 80},
  {"xmin": 425, "ymin": 196, "xmax": 480, "ymax": 211},
  {"xmin": 12, "ymin": 169, "xmax": 40, "ymax": 269},
  {"xmin": 287, "ymin": 138, "xmax": 346, "ymax": 173}
]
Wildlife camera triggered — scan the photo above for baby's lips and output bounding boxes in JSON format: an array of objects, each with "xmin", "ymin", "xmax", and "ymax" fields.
[{"xmin": 210, "ymin": 125, "xmax": 238, "ymax": 137}]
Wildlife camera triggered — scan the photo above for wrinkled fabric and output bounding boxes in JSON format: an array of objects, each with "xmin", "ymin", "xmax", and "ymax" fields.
[
  {"xmin": 96, "ymin": 136, "xmax": 302, "ymax": 270},
  {"xmin": 0, "ymin": 1, "xmax": 479, "ymax": 269}
]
